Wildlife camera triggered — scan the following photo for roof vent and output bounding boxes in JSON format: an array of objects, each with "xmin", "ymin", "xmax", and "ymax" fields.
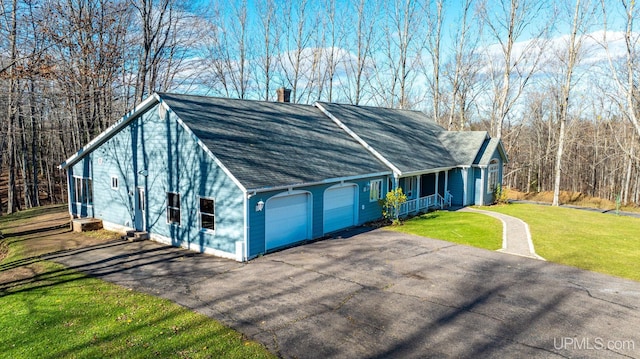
[{"xmin": 276, "ymin": 87, "xmax": 291, "ymax": 103}]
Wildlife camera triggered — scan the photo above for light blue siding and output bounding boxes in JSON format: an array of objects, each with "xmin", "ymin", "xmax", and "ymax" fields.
[{"xmin": 69, "ymin": 104, "xmax": 245, "ymax": 255}]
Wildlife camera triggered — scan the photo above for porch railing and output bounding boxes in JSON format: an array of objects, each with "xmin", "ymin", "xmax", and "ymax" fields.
[{"xmin": 398, "ymin": 191, "xmax": 452, "ymax": 217}]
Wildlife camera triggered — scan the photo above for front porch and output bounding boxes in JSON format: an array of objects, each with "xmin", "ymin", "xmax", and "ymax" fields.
[{"xmin": 397, "ymin": 170, "xmax": 453, "ymax": 216}]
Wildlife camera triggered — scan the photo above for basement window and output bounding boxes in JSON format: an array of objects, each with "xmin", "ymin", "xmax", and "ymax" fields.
[
  {"xmin": 167, "ymin": 192, "xmax": 181, "ymax": 225},
  {"xmin": 199, "ymin": 197, "xmax": 215, "ymax": 231}
]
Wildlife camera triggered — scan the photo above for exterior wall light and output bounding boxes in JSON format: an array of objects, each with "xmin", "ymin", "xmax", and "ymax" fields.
[{"xmin": 256, "ymin": 200, "xmax": 265, "ymax": 212}]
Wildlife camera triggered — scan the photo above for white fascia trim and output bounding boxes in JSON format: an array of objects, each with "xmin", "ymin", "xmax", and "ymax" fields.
[
  {"xmin": 400, "ymin": 167, "xmax": 455, "ymax": 177},
  {"xmin": 314, "ymin": 102, "xmax": 402, "ymax": 176},
  {"xmin": 249, "ymin": 171, "xmax": 392, "ymax": 194},
  {"xmin": 172, "ymin": 113, "xmax": 247, "ymax": 193},
  {"xmin": 59, "ymin": 94, "xmax": 161, "ymax": 170}
]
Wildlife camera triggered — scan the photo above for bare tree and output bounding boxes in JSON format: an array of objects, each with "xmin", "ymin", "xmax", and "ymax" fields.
[
  {"xmin": 478, "ymin": 0, "xmax": 553, "ymax": 138},
  {"xmin": 278, "ymin": 0, "xmax": 317, "ymax": 103},
  {"xmin": 601, "ymin": 0, "xmax": 640, "ymax": 139},
  {"xmin": 374, "ymin": 0, "xmax": 424, "ymax": 108},
  {"xmin": 444, "ymin": 0, "xmax": 481, "ymax": 130},
  {"xmin": 3, "ymin": 0, "xmax": 18, "ymax": 214},
  {"xmin": 255, "ymin": 0, "xmax": 279, "ymax": 101},
  {"xmin": 424, "ymin": 0, "xmax": 444, "ymax": 123},
  {"xmin": 131, "ymin": 0, "xmax": 172, "ymax": 103},
  {"xmin": 552, "ymin": 0, "xmax": 595, "ymax": 206},
  {"xmin": 342, "ymin": 0, "xmax": 379, "ymax": 105}
]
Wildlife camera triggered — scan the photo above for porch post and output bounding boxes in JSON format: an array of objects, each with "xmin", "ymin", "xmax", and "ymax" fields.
[
  {"xmin": 444, "ymin": 170, "xmax": 448, "ymax": 196},
  {"xmin": 415, "ymin": 175, "xmax": 421, "ymax": 212},
  {"xmin": 479, "ymin": 167, "xmax": 485, "ymax": 206},
  {"xmin": 434, "ymin": 171, "xmax": 439, "ymax": 196}
]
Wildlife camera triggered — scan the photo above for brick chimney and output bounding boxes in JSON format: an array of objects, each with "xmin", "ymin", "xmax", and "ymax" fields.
[{"xmin": 276, "ymin": 87, "xmax": 291, "ymax": 103}]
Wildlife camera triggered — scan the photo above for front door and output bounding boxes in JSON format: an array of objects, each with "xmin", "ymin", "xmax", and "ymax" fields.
[
  {"xmin": 135, "ymin": 187, "xmax": 146, "ymax": 231},
  {"xmin": 474, "ymin": 178, "xmax": 482, "ymax": 205}
]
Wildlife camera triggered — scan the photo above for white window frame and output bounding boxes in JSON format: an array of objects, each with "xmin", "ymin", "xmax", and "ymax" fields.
[
  {"xmin": 199, "ymin": 197, "xmax": 215, "ymax": 232},
  {"xmin": 111, "ymin": 175, "xmax": 119, "ymax": 190},
  {"xmin": 73, "ymin": 176, "xmax": 93, "ymax": 206},
  {"xmin": 166, "ymin": 192, "xmax": 181, "ymax": 225},
  {"xmin": 487, "ymin": 160, "xmax": 499, "ymax": 194},
  {"xmin": 369, "ymin": 179, "xmax": 383, "ymax": 202}
]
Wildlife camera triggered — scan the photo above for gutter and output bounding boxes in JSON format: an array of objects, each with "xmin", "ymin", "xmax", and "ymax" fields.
[{"xmin": 247, "ymin": 171, "xmax": 392, "ymax": 194}]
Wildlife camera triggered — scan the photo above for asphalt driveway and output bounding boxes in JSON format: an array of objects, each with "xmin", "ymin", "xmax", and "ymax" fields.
[{"xmin": 52, "ymin": 229, "xmax": 640, "ymax": 358}]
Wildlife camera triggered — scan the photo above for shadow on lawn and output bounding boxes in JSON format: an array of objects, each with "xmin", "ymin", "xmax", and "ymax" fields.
[{"xmin": 0, "ymin": 242, "xmax": 199, "ymax": 297}]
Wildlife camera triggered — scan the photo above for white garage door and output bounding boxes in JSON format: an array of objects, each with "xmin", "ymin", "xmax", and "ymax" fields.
[
  {"xmin": 265, "ymin": 192, "xmax": 311, "ymax": 250},
  {"xmin": 323, "ymin": 185, "xmax": 357, "ymax": 234}
]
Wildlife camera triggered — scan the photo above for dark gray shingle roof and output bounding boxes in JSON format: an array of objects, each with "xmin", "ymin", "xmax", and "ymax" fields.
[
  {"xmin": 476, "ymin": 138, "xmax": 507, "ymax": 165},
  {"xmin": 437, "ymin": 131, "xmax": 488, "ymax": 165},
  {"xmin": 158, "ymin": 93, "xmax": 390, "ymax": 190},
  {"xmin": 317, "ymin": 102, "xmax": 458, "ymax": 173}
]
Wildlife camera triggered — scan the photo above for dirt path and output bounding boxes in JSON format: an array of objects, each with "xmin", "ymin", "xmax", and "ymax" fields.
[{"xmin": 0, "ymin": 206, "xmax": 121, "ymax": 287}]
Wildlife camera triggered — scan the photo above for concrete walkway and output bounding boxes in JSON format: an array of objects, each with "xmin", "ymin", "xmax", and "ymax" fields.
[{"xmin": 459, "ymin": 207, "xmax": 544, "ymax": 260}]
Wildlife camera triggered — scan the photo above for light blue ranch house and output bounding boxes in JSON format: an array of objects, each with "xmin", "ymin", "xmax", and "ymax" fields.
[{"xmin": 60, "ymin": 89, "xmax": 507, "ymax": 262}]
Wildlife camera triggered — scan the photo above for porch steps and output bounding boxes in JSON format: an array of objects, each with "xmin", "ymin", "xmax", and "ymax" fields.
[
  {"xmin": 123, "ymin": 230, "xmax": 149, "ymax": 242},
  {"xmin": 71, "ymin": 218, "xmax": 103, "ymax": 233}
]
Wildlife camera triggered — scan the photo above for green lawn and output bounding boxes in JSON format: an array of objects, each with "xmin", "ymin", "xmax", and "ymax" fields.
[
  {"xmin": 388, "ymin": 211, "xmax": 503, "ymax": 250},
  {"xmin": 0, "ymin": 207, "xmax": 275, "ymax": 359},
  {"xmin": 481, "ymin": 204, "xmax": 640, "ymax": 281}
]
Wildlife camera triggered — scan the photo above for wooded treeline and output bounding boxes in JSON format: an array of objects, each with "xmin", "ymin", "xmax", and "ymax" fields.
[{"xmin": 1, "ymin": 0, "xmax": 639, "ymax": 215}]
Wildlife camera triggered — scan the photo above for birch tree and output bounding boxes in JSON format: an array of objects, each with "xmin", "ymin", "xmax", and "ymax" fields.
[
  {"xmin": 424, "ymin": 0, "xmax": 444, "ymax": 123},
  {"xmin": 255, "ymin": 0, "xmax": 279, "ymax": 101},
  {"xmin": 375, "ymin": 0, "xmax": 424, "ymax": 108},
  {"xmin": 342, "ymin": 0, "xmax": 378, "ymax": 105},
  {"xmin": 444, "ymin": 0, "xmax": 481, "ymax": 130},
  {"xmin": 552, "ymin": 0, "xmax": 593, "ymax": 206},
  {"xmin": 601, "ymin": 0, "xmax": 640, "ymax": 139},
  {"xmin": 479, "ymin": 0, "xmax": 552, "ymax": 138}
]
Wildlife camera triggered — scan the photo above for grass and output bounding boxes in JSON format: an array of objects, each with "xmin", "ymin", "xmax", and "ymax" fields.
[
  {"xmin": 387, "ymin": 211, "xmax": 503, "ymax": 250},
  {"xmin": 481, "ymin": 203, "xmax": 640, "ymax": 281},
  {"xmin": 0, "ymin": 206, "xmax": 276, "ymax": 359}
]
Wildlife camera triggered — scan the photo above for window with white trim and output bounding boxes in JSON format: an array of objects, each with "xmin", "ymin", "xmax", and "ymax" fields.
[
  {"xmin": 167, "ymin": 192, "xmax": 181, "ymax": 224},
  {"xmin": 487, "ymin": 160, "xmax": 499, "ymax": 194},
  {"xmin": 74, "ymin": 177, "xmax": 93, "ymax": 205},
  {"xmin": 199, "ymin": 197, "xmax": 215, "ymax": 231},
  {"xmin": 369, "ymin": 179, "xmax": 383, "ymax": 201},
  {"xmin": 111, "ymin": 176, "xmax": 119, "ymax": 189}
]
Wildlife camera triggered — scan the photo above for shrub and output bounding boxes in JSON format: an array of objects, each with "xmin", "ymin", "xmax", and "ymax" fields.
[
  {"xmin": 381, "ymin": 188, "xmax": 408, "ymax": 225},
  {"xmin": 494, "ymin": 184, "xmax": 508, "ymax": 204}
]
